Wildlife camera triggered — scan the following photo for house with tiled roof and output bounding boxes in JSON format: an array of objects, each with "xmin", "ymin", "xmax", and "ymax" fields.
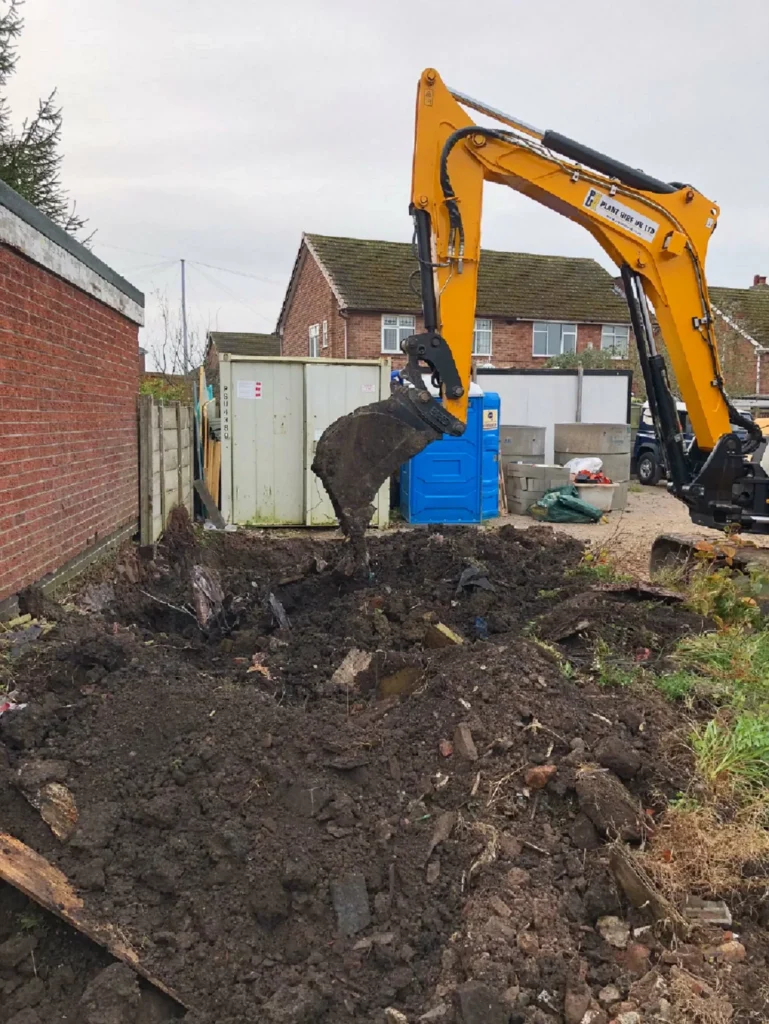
[
  {"xmin": 708, "ymin": 277, "xmax": 769, "ymax": 396},
  {"xmin": 204, "ymin": 331, "xmax": 280, "ymax": 390},
  {"xmin": 277, "ymin": 233, "xmax": 634, "ymax": 368}
]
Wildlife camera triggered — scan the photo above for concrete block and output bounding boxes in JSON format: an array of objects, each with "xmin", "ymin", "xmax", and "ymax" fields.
[
  {"xmin": 507, "ymin": 495, "xmax": 536, "ymax": 515},
  {"xmin": 554, "ymin": 423, "xmax": 631, "ymax": 455},
  {"xmin": 543, "ymin": 467, "xmax": 570, "ymax": 489},
  {"xmin": 500, "ymin": 455, "xmax": 540, "ymax": 471},
  {"xmin": 611, "ymin": 481, "xmax": 629, "ymax": 510},
  {"xmin": 499, "ymin": 426, "xmax": 546, "ymax": 458}
]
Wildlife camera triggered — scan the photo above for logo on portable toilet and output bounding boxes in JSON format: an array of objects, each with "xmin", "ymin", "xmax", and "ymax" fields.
[{"xmin": 483, "ymin": 408, "xmax": 498, "ymax": 430}]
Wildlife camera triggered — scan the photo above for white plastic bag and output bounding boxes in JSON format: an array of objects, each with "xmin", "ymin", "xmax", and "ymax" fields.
[{"xmin": 563, "ymin": 456, "xmax": 603, "ymax": 477}]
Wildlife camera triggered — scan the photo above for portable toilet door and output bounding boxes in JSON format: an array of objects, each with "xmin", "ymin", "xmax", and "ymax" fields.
[
  {"xmin": 401, "ymin": 383, "xmax": 496, "ymax": 525},
  {"xmin": 481, "ymin": 392, "xmax": 501, "ymax": 520}
]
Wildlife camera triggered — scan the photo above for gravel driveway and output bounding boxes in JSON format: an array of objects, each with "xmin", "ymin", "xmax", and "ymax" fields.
[{"xmin": 499, "ymin": 484, "xmax": 769, "ymax": 577}]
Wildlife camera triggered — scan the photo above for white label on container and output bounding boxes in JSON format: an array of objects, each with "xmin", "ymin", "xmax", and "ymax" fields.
[
  {"xmin": 237, "ymin": 379, "xmax": 262, "ymax": 400},
  {"xmin": 361, "ymin": 383, "xmax": 376, "ymax": 393},
  {"xmin": 483, "ymin": 409, "xmax": 498, "ymax": 430},
  {"xmin": 583, "ymin": 187, "xmax": 659, "ymax": 241}
]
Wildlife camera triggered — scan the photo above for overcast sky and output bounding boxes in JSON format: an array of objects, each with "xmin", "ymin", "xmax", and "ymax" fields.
[{"xmin": 6, "ymin": 0, "xmax": 769, "ymax": 363}]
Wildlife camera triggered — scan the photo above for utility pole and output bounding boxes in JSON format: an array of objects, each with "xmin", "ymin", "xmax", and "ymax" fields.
[{"xmin": 180, "ymin": 258, "xmax": 189, "ymax": 374}]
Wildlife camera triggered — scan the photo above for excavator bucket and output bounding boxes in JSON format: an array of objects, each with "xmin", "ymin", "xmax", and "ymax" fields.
[{"xmin": 312, "ymin": 388, "xmax": 441, "ymax": 571}]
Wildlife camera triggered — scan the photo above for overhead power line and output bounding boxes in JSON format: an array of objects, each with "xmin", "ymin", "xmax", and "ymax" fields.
[
  {"xmin": 97, "ymin": 241, "xmax": 282, "ymax": 285},
  {"xmin": 189, "ymin": 263, "xmax": 274, "ymax": 325}
]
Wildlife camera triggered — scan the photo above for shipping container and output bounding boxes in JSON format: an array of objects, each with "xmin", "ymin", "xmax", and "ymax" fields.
[{"xmin": 219, "ymin": 355, "xmax": 391, "ymax": 527}]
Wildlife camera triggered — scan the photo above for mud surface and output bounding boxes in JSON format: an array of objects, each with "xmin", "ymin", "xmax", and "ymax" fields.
[{"xmin": 1, "ymin": 523, "xmax": 767, "ymax": 1023}]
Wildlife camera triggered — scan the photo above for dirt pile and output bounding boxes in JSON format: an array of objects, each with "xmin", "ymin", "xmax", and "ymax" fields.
[{"xmin": 1, "ymin": 524, "xmax": 767, "ymax": 1023}]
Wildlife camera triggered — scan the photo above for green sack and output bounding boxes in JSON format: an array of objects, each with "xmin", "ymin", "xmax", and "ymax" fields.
[{"xmin": 528, "ymin": 484, "xmax": 603, "ymax": 524}]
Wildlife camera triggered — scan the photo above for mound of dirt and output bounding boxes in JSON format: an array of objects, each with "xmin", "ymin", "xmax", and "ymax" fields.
[{"xmin": 1, "ymin": 525, "xmax": 766, "ymax": 1023}]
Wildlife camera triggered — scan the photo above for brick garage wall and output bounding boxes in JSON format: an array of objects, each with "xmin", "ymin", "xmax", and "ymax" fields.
[
  {"xmin": 281, "ymin": 252, "xmax": 343, "ymax": 358},
  {"xmin": 0, "ymin": 245, "xmax": 141, "ymax": 604}
]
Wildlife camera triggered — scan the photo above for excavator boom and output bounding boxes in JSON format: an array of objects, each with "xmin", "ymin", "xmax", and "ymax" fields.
[{"xmin": 313, "ymin": 69, "xmax": 768, "ymax": 567}]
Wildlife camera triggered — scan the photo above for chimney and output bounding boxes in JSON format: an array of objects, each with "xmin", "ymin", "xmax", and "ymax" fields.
[
  {"xmin": 753, "ymin": 274, "xmax": 767, "ymax": 287},
  {"xmin": 138, "ymin": 346, "xmax": 147, "ymax": 374}
]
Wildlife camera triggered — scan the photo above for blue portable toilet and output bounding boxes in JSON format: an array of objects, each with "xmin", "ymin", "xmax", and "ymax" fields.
[{"xmin": 400, "ymin": 384, "xmax": 501, "ymax": 524}]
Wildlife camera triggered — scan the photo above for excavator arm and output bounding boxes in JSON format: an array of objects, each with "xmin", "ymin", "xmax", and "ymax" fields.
[{"xmin": 313, "ymin": 69, "xmax": 768, "ymax": 565}]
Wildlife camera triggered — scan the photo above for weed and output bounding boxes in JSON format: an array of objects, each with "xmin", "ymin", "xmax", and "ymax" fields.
[
  {"xmin": 691, "ymin": 713, "xmax": 769, "ymax": 795},
  {"xmin": 536, "ymin": 587, "xmax": 561, "ymax": 599},
  {"xmin": 654, "ymin": 671, "xmax": 698, "ymax": 702},
  {"xmin": 530, "ymin": 637, "xmax": 574, "ymax": 679},
  {"xmin": 17, "ymin": 909, "xmax": 45, "ymax": 933},
  {"xmin": 592, "ymin": 637, "xmax": 637, "ymax": 688},
  {"xmin": 628, "ymin": 481, "xmax": 643, "ymax": 494},
  {"xmin": 686, "ymin": 564, "xmax": 768, "ymax": 628},
  {"xmin": 649, "ymin": 563, "xmax": 689, "ymax": 592},
  {"xmin": 566, "ymin": 549, "xmax": 631, "ymax": 584}
]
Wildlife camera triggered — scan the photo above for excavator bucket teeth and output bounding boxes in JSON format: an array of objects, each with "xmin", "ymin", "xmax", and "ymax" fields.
[{"xmin": 312, "ymin": 391, "xmax": 440, "ymax": 568}]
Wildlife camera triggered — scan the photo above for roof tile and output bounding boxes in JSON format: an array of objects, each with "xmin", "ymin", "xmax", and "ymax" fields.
[
  {"xmin": 710, "ymin": 286, "xmax": 769, "ymax": 349},
  {"xmin": 306, "ymin": 233, "xmax": 631, "ymax": 324},
  {"xmin": 208, "ymin": 332, "xmax": 280, "ymax": 357}
]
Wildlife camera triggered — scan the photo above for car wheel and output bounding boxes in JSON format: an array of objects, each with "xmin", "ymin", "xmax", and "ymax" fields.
[{"xmin": 637, "ymin": 452, "xmax": 661, "ymax": 486}]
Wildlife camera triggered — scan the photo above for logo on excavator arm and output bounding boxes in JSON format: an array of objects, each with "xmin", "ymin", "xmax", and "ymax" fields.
[{"xmin": 583, "ymin": 188, "xmax": 659, "ymax": 242}]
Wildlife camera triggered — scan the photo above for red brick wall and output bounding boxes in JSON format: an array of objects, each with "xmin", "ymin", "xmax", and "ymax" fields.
[
  {"xmin": 281, "ymin": 251, "xmax": 343, "ymax": 358},
  {"xmin": 344, "ymin": 314, "xmax": 625, "ymax": 369},
  {"xmin": 0, "ymin": 245, "xmax": 140, "ymax": 603},
  {"xmin": 714, "ymin": 321, "xmax": 761, "ymax": 395}
]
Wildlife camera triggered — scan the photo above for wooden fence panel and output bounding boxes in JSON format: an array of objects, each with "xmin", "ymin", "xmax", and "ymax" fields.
[{"xmin": 138, "ymin": 395, "xmax": 194, "ymax": 544}]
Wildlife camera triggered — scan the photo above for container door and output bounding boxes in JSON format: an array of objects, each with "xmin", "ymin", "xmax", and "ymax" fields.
[
  {"xmin": 481, "ymin": 393, "xmax": 501, "ymax": 520},
  {"xmin": 405, "ymin": 397, "xmax": 482, "ymax": 524},
  {"xmin": 304, "ymin": 362, "xmax": 388, "ymax": 526},
  {"xmin": 230, "ymin": 360, "xmax": 305, "ymax": 524}
]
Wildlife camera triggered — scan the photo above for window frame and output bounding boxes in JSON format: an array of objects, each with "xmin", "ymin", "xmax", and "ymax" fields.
[
  {"xmin": 600, "ymin": 323, "xmax": 630, "ymax": 360},
  {"xmin": 472, "ymin": 318, "xmax": 493, "ymax": 357},
  {"xmin": 321, "ymin": 320, "xmax": 328, "ymax": 350},
  {"xmin": 381, "ymin": 314, "xmax": 416, "ymax": 355},
  {"xmin": 532, "ymin": 321, "xmax": 578, "ymax": 358},
  {"xmin": 308, "ymin": 322, "xmax": 320, "ymax": 358}
]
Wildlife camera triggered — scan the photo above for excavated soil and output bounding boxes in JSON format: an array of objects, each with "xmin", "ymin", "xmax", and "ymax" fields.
[{"xmin": 1, "ymin": 522, "xmax": 768, "ymax": 1024}]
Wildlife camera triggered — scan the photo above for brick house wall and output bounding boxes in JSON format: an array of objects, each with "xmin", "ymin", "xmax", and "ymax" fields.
[
  {"xmin": 0, "ymin": 184, "xmax": 144, "ymax": 607},
  {"xmin": 278, "ymin": 237, "xmax": 769, "ymax": 397},
  {"xmin": 292, "ymin": 302, "xmax": 627, "ymax": 371},
  {"xmin": 279, "ymin": 237, "xmax": 635, "ymax": 371},
  {"xmin": 282, "ymin": 251, "xmax": 343, "ymax": 359}
]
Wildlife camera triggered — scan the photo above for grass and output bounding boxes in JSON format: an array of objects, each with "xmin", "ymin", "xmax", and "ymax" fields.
[
  {"xmin": 591, "ymin": 637, "xmax": 639, "ymax": 688},
  {"xmin": 566, "ymin": 549, "xmax": 632, "ymax": 584},
  {"xmin": 653, "ymin": 625, "xmax": 769, "ymax": 711},
  {"xmin": 641, "ymin": 800, "xmax": 769, "ymax": 898},
  {"xmin": 690, "ymin": 713, "xmax": 769, "ymax": 795},
  {"xmin": 628, "ymin": 481, "xmax": 643, "ymax": 494}
]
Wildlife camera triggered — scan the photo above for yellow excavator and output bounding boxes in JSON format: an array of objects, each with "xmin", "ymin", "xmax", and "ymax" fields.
[{"xmin": 313, "ymin": 69, "xmax": 768, "ymax": 567}]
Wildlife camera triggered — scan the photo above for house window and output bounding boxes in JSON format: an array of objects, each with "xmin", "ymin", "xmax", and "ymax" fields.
[
  {"xmin": 601, "ymin": 324, "xmax": 630, "ymax": 358},
  {"xmin": 322, "ymin": 320, "xmax": 328, "ymax": 349},
  {"xmin": 532, "ymin": 322, "xmax": 577, "ymax": 357},
  {"xmin": 308, "ymin": 323, "xmax": 320, "ymax": 357},
  {"xmin": 473, "ymin": 318, "xmax": 492, "ymax": 356},
  {"xmin": 381, "ymin": 314, "xmax": 415, "ymax": 354}
]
